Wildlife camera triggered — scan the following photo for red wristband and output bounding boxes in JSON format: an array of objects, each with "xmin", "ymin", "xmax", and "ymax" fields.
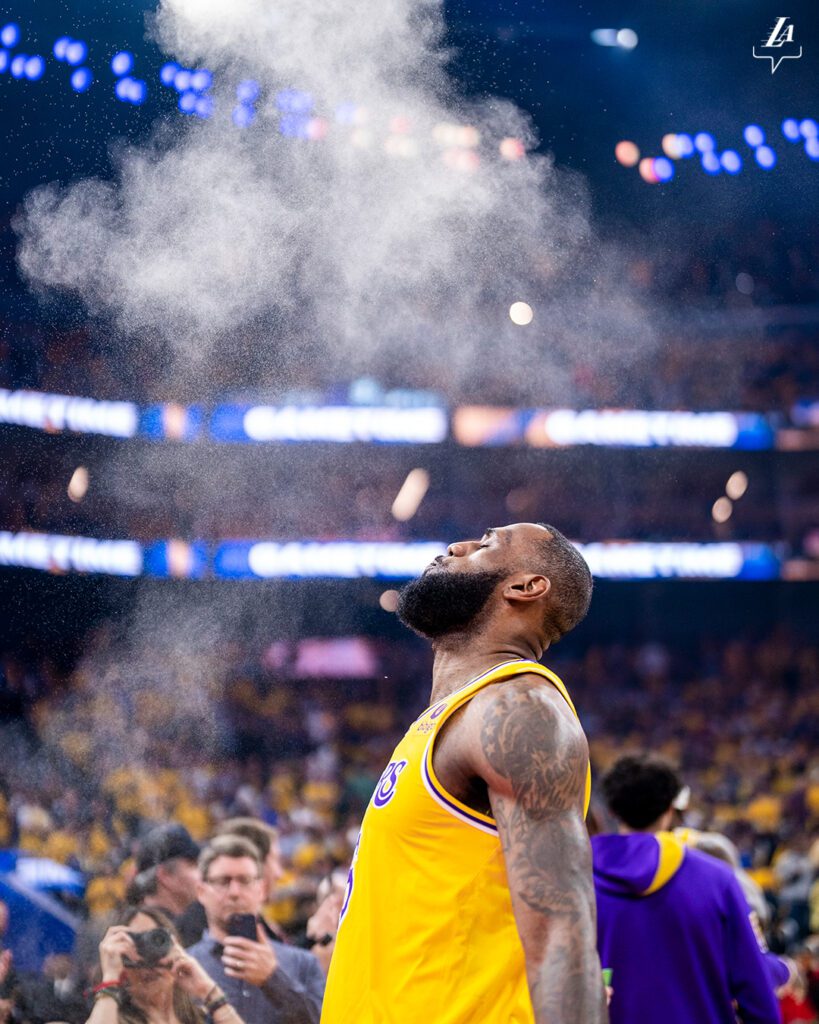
[{"xmin": 93, "ymin": 980, "xmax": 122, "ymax": 994}]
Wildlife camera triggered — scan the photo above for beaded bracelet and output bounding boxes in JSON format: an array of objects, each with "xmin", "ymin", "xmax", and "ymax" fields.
[{"xmin": 206, "ymin": 997, "xmax": 229, "ymax": 1015}]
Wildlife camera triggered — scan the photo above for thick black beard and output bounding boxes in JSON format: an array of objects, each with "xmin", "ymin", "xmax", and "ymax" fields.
[{"xmin": 396, "ymin": 568, "xmax": 506, "ymax": 640}]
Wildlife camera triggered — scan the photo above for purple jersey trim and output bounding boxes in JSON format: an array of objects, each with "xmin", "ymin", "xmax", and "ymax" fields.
[{"xmin": 422, "ymin": 749, "xmax": 499, "ymax": 835}]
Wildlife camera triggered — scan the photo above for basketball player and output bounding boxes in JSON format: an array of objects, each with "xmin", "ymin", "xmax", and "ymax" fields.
[{"xmin": 321, "ymin": 523, "xmax": 606, "ymax": 1023}]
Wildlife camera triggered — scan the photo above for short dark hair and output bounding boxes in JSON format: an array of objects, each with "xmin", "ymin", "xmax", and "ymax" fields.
[
  {"xmin": 199, "ymin": 835, "xmax": 262, "ymax": 880},
  {"xmin": 534, "ymin": 524, "xmax": 593, "ymax": 642},
  {"xmin": 602, "ymin": 754, "xmax": 682, "ymax": 830},
  {"xmin": 214, "ymin": 818, "xmax": 278, "ymax": 860}
]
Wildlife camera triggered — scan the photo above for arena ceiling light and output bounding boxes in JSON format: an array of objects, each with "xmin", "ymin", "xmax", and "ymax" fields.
[
  {"xmin": 391, "ymin": 469, "xmax": 430, "ymax": 522},
  {"xmin": 591, "ymin": 28, "xmax": 639, "ymax": 49}
]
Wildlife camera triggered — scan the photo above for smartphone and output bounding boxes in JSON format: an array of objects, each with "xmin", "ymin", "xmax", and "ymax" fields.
[{"xmin": 226, "ymin": 913, "xmax": 258, "ymax": 941}]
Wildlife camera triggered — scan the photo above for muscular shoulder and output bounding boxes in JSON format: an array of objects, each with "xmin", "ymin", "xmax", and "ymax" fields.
[{"xmin": 466, "ymin": 674, "xmax": 589, "ymax": 811}]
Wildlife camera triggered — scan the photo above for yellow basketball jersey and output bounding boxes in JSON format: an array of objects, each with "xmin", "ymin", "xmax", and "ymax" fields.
[{"xmin": 321, "ymin": 659, "xmax": 591, "ymax": 1024}]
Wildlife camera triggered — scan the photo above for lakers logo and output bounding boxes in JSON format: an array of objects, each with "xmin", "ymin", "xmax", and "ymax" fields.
[{"xmin": 372, "ymin": 759, "xmax": 408, "ymax": 808}]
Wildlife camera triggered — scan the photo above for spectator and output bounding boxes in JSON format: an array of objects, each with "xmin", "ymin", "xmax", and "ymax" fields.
[
  {"xmin": 87, "ymin": 906, "xmax": 243, "ymax": 1024},
  {"xmin": 130, "ymin": 825, "xmax": 202, "ymax": 944},
  {"xmin": 186, "ymin": 836, "xmax": 323, "ymax": 1024},
  {"xmin": 180, "ymin": 818, "xmax": 284, "ymax": 947},
  {"xmin": 593, "ymin": 753, "xmax": 782, "ymax": 1024}
]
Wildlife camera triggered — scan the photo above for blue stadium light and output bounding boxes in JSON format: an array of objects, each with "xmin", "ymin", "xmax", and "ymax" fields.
[
  {"xmin": 0, "ymin": 23, "xmax": 20, "ymax": 48},
  {"xmin": 194, "ymin": 95, "xmax": 213, "ymax": 118},
  {"xmin": 743, "ymin": 124, "xmax": 764, "ymax": 147},
  {"xmin": 694, "ymin": 132, "xmax": 715, "ymax": 153},
  {"xmin": 24, "ymin": 55, "xmax": 45, "ymax": 81},
  {"xmin": 123, "ymin": 78, "xmax": 147, "ymax": 104},
  {"xmin": 236, "ymin": 79, "xmax": 260, "ymax": 103},
  {"xmin": 111, "ymin": 51, "xmax": 133, "ymax": 76},
  {"xmin": 232, "ymin": 103, "xmax": 255, "ymax": 127},
  {"xmin": 53, "ymin": 36, "xmax": 70, "ymax": 61},
  {"xmin": 65, "ymin": 40, "xmax": 87, "ymax": 66},
  {"xmin": 675, "ymin": 133, "xmax": 694, "ymax": 157},
  {"xmin": 70, "ymin": 67, "xmax": 92, "ymax": 92},
  {"xmin": 701, "ymin": 151, "xmax": 720, "ymax": 174},
  {"xmin": 173, "ymin": 68, "xmax": 192, "ymax": 92},
  {"xmin": 279, "ymin": 113, "xmax": 311, "ymax": 138},
  {"xmin": 806, "ymin": 137, "xmax": 819, "ymax": 161},
  {"xmin": 190, "ymin": 69, "xmax": 212, "ymax": 92},
  {"xmin": 799, "ymin": 118, "xmax": 818, "ymax": 138},
  {"xmin": 0, "ymin": 50, "xmax": 9, "ymax": 73},
  {"xmin": 755, "ymin": 145, "xmax": 776, "ymax": 169},
  {"xmin": 9, "ymin": 54, "xmax": 26, "ymax": 78},
  {"xmin": 178, "ymin": 89, "xmax": 197, "ymax": 114},
  {"xmin": 590, "ymin": 28, "xmax": 618, "ymax": 46},
  {"xmin": 653, "ymin": 157, "xmax": 674, "ymax": 182},
  {"xmin": 159, "ymin": 61, "xmax": 179, "ymax": 86},
  {"xmin": 276, "ymin": 88, "xmax": 313, "ymax": 114},
  {"xmin": 720, "ymin": 150, "xmax": 742, "ymax": 174},
  {"xmin": 781, "ymin": 118, "xmax": 800, "ymax": 141}
]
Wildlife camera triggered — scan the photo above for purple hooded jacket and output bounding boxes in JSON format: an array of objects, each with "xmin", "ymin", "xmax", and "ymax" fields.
[{"xmin": 593, "ymin": 832, "xmax": 782, "ymax": 1024}]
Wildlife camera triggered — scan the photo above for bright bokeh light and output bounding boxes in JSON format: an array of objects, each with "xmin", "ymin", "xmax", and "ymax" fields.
[
  {"xmin": 755, "ymin": 145, "xmax": 776, "ymax": 169},
  {"xmin": 9, "ymin": 55, "xmax": 25, "ymax": 78},
  {"xmin": 173, "ymin": 69, "xmax": 192, "ymax": 92},
  {"xmin": 24, "ymin": 55, "xmax": 45, "ymax": 80},
  {"xmin": 509, "ymin": 301, "xmax": 534, "ymax": 325},
  {"xmin": 653, "ymin": 157, "xmax": 674, "ymax": 182},
  {"xmin": 781, "ymin": 118, "xmax": 800, "ymax": 141},
  {"xmin": 726, "ymin": 471, "xmax": 748, "ymax": 500},
  {"xmin": 178, "ymin": 90, "xmax": 197, "ymax": 114},
  {"xmin": 392, "ymin": 469, "xmax": 431, "ymax": 522},
  {"xmin": 0, "ymin": 50, "xmax": 8, "ymax": 73},
  {"xmin": 743, "ymin": 124, "xmax": 764, "ymax": 147},
  {"xmin": 661, "ymin": 134, "xmax": 683, "ymax": 159},
  {"xmin": 111, "ymin": 51, "xmax": 133, "ymax": 76},
  {"xmin": 190, "ymin": 70, "xmax": 212, "ymax": 92},
  {"xmin": 675, "ymin": 134, "xmax": 695, "ymax": 157},
  {"xmin": 806, "ymin": 137, "xmax": 819, "ymax": 161},
  {"xmin": 591, "ymin": 28, "xmax": 618, "ymax": 46},
  {"xmin": 159, "ymin": 62, "xmax": 179, "ymax": 86},
  {"xmin": 720, "ymin": 150, "xmax": 742, "ymax": 174},
  {"xmin": 0, "ymin": 23, "xmax": 19, "ymax": 47},
  {"xmin": 68, "ymin": 467, "xmax": 89, "ymax": 503},
  {"xmin": 616, "ymin": 28, "xmax": 638, "ymax": 49},
  {"xmin": 701, "ymin": 151, "xmax": 720, "ymax": 174},
  {"xmin": 379, "ymin": 590, "xmax": 400, "ymax": 613},
  {"xmin": 53, "ymin": 37, "xmax": 70, "ymax": 60},
  {"xmin": 638, "ymin": 157, "xmax": 659, "ymax": 183},
  {"xmin": 232, "ymin": 104, "xmax": 255, "ymax": 128},
  {"xmin": 735, "ymin": 272, "xmax": 754, "ymax": 295},
  {"xmin": 65, "ymin": 41, "xmax": 87, "ymax": 66},
  {"xmin": 615, "ymin": 140, "xmax": 640, "ymax": 166},
  {"xmin": 799, "ymin": 119, "xmax": 818, "ymax": 138},
  {"xmin": 499, "ymin": 137, "xmax": 525, "ymax": 160},
  {"xmin": 236, "ymin": 80, "xmax": 260, "ymax": 104},
  {"xmin": 712, "ymin": 497, "xmax": 733, "ymax": 524},
  {"xmin": 194, "ymin": 95, "xmax": 213, "ymax": 118},
  {"xmin": 70, "ymin": 67, "xmax": 92, "ymax": 92},
  {"xmin": 694, "ymin": 132, "xmax": 715, "ymax": 153}
]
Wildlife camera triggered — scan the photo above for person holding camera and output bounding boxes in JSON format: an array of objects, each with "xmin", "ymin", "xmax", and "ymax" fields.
[
  {"xmin": 87, "ymin": 907, "xmax": 245, "ymax": 1024},
  {"xmin": 186, "ymin": 836, "xmax": 324, "ymax": 1024}
]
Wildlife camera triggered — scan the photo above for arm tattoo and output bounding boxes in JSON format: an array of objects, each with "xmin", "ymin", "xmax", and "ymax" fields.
[{"xmin": 481, "ymin": 680, "xmax": 607, "ymax": 1024}]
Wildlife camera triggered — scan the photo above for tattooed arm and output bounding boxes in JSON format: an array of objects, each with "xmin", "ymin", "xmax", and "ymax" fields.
[{"xmin": 474, "ymin": 676, "xmax": 607, "ymax": 1024}]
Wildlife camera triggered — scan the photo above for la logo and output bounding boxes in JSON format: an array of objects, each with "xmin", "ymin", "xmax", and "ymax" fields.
[{"xmin": 753, "ymin": 17, "xmax": 802, "ymax": 73}]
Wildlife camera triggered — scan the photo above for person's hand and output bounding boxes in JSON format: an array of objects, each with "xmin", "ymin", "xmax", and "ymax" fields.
[
  {"xmin": 221, "ymin": 925, "xmax": 277, "ymax": 985},
  {"xmin": 0, "ymin": 950, "xmax": 12, "ymax": 988},
  {"xmin": 306, "ymin": 891, "xmax": 343, "ymax": 943},
  {"xmin": 166, "ymin": 941, "xmax": 216, "ymax": 1001},
  {"xmin": 99, "ymin": 926, "xmax": 138, "ymax": 981}
]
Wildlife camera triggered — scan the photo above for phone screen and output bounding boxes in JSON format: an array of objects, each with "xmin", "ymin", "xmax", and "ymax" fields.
[{"xmin": 226, "ymin": 913, "xmax": 258, "ymax": 941}]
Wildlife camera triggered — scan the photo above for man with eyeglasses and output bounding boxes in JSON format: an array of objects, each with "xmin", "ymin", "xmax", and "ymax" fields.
[{"xmin": 187, "ymin": 835, "xmax": 324, "ymax": 1024}]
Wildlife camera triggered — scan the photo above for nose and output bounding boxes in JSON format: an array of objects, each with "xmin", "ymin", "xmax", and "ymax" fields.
[{"xmin": 447, "ymin": 540, "xmax": 477, "ymax": 557}]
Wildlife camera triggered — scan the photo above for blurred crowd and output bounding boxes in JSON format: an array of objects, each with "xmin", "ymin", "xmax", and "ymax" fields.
[{"xmin": 0, "ymin": 629, "xmax": 818, "ymax": 1012}]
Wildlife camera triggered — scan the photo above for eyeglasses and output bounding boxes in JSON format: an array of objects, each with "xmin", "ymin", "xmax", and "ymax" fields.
[{"xmin": 204, "ymin": 875, "xmax": 262, "ymax": 890}]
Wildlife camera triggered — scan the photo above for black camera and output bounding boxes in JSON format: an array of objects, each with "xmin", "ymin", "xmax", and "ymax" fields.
[{"xmin": 124, "ymin": 927, "xmax": 173, "ymax": 967}]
